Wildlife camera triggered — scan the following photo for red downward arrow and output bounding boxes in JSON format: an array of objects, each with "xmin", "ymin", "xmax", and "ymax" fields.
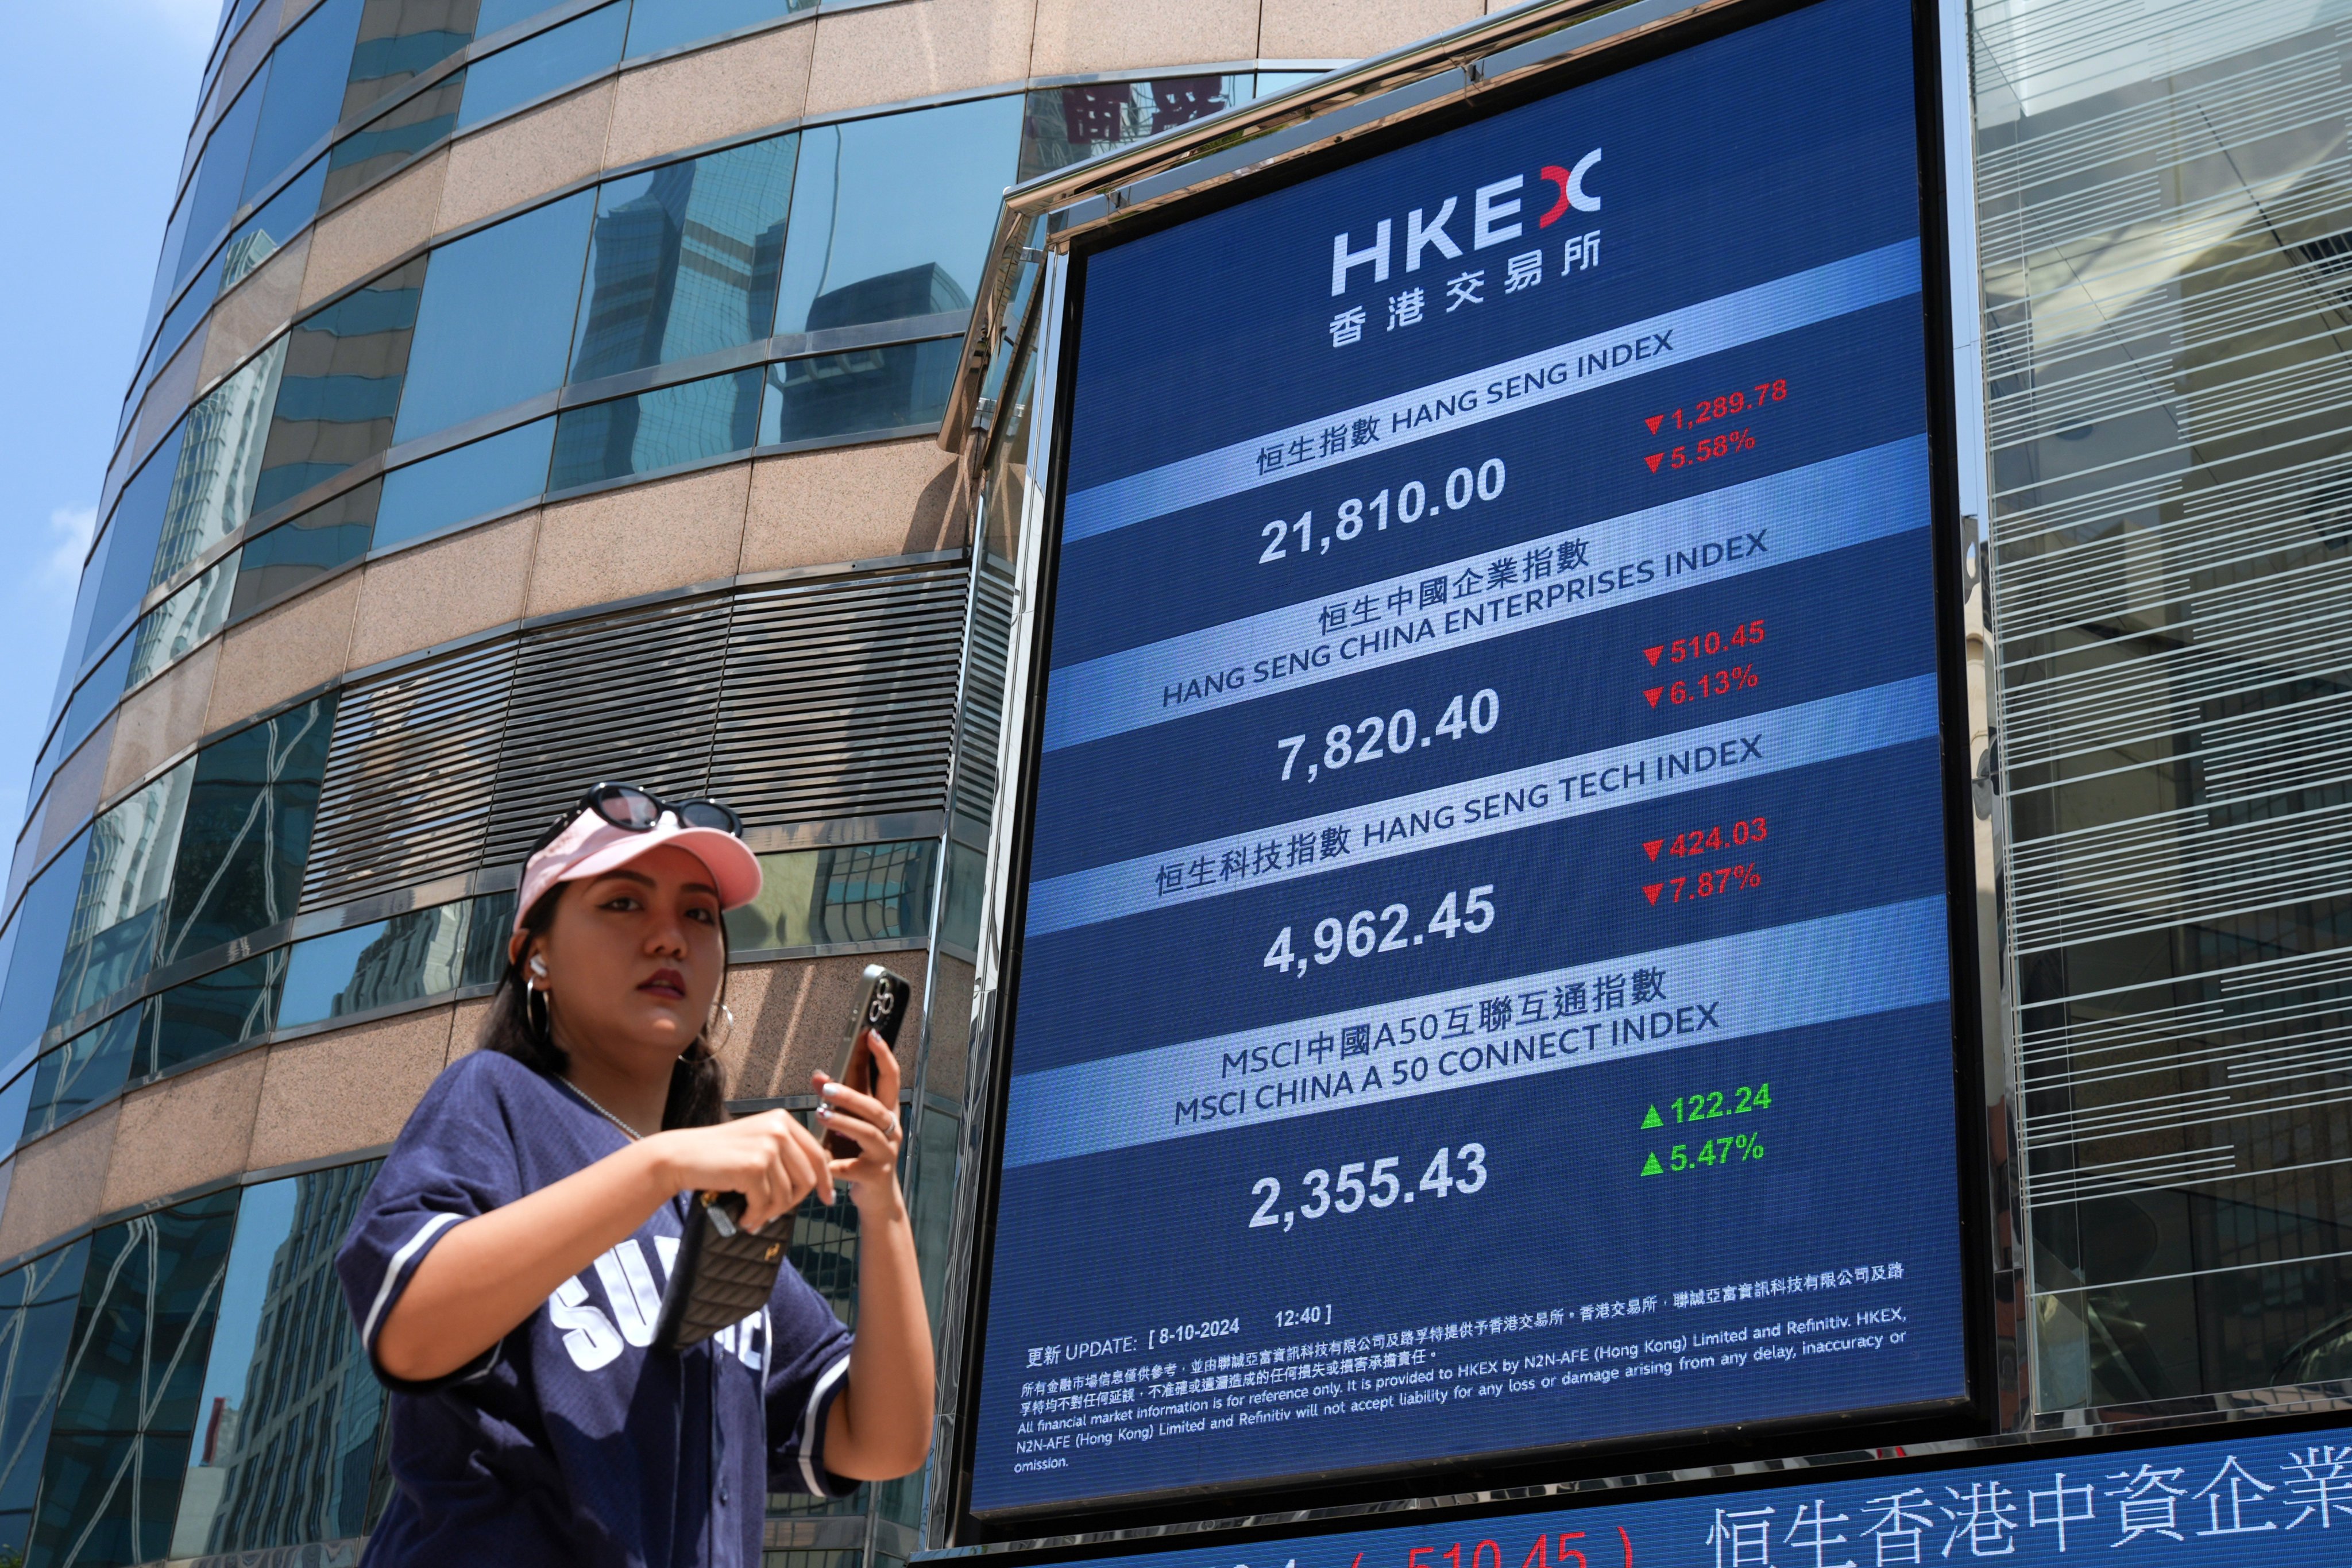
[
  {"xmin": 1643, "ymin": 883, "xmax": 1664, "ymax": 906},
  {"xmin": 1645, "ymin": 414, "xmax": 1664, "ymax": 434},
  {"xmin": 1644, "ymin": 453, "xmax": 1663, "ymax": 473},
  {"xmin": 1643, "ymin": 645, "xmax": 1664, "ymax": 666},
  {"xmin": 1643, "ymin": 839, "xmax": 1664, "ymax": 862},
  {"xmin": 1644, "ymin": 686, "xmax": 1664, "ymax": 708}
]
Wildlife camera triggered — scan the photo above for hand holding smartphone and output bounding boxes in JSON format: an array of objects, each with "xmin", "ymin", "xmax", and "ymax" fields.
[
  {"xmin": 651, "ymin": 964, "xmax": 912, "ymax": 1352},
  {"xmin": 827, "ymin": 964, "xmax": 911, "ymax": 1159}
]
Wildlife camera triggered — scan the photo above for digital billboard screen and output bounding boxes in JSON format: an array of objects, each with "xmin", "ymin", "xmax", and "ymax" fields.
[
  {"xmin": 990, "ymin": 1419, "xmax": 2352, "ymax": 1567},
  {"xmin": 970, "ymin": 0, "xmax": 1974, "ymax": 1516}
]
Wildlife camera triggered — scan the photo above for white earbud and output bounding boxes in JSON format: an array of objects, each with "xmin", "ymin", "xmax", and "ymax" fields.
[{"xmin": 529, "ymin": 955, "xmax": 548, "ymax": 978}]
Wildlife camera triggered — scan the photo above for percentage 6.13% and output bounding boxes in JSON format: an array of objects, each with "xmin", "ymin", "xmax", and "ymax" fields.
[{"xmin": 1643, "ymin": 664, "xmax": 1758, "ymax": 709}]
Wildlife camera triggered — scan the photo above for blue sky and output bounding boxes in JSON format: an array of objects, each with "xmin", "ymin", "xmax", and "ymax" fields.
[{"xmin": 0, "ymin": 0, "xmax": 214, "ymax": 835}]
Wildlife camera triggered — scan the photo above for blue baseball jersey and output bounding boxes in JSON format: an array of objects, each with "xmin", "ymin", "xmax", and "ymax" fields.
[{"xmin": 337, "ymin": 1049, "xmax": 858, "ymax": 1567}]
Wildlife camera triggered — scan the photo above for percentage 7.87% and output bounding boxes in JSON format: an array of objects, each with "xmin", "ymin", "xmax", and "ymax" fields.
[{"xmin": 1642, "ymin": 863, "xmax": 1760, "ymax": 907}]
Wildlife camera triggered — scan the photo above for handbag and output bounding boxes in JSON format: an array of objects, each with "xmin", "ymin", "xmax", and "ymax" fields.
[{"xmin": 651, "ymin": 1190, "xmax": 791, "ymax": 1352}]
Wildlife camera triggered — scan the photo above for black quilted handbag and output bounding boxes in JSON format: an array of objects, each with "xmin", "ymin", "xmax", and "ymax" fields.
[{"xmin": 652, "ymin": 1191, "xmax": 790, "ymax": 1352}]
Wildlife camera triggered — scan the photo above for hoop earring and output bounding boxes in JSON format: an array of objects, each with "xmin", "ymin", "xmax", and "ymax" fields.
[
  {"xmin": 706, "ymin": 1003, "xmax": 736, "ymax": 1051},
  {"xmin": 526, "ymin": 979, "xmax": 552, "ymax": 1038}
]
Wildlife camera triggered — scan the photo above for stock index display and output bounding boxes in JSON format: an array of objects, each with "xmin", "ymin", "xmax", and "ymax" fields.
[{"xmin": 973, "ymin": 0, "xmax": 1968, "ymax": 1515}]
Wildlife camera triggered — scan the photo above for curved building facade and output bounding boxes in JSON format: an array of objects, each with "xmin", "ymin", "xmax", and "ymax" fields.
[
  {"xmin": 0, "ymin": 1, "xmax": 1492, "ymax": 1562},
  {"xmin": 22, "ymin": 0, "xmax": 2352, "ymax": 1563}
]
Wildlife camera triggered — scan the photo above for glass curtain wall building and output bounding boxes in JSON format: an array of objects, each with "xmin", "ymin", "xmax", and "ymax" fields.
[
  {"xmin": 25, "ymin": 0, "xmax": 2352, "ymax": 1563},
  {"xmin": 8, "ymin": 0, "xmax": 1355, "ymax": 1561},
  {"xmin": 1972, "ymin": 0, "xmax": 2352, "ymax": 1413}
]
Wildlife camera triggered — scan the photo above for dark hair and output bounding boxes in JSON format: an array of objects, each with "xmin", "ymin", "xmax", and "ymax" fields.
[{"xmin": 478, "ymin": 885, "xmax": 731, "ymax": 1129}]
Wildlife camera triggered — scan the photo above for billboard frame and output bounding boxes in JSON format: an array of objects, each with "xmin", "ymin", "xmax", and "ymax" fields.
[{"xmin": 924, "ymin": 0, "xmax": 2018, "ymax": 1545}]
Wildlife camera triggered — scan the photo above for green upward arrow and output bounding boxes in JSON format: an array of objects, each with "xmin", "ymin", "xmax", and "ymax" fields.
[
  {"xmin": 1640, "ymin": 1152, "xmax": 1664, "ymax": 1177},
  {"xmin": 1640, "ymin": 1104, "xmax": 1664, "ymax": 1130}
]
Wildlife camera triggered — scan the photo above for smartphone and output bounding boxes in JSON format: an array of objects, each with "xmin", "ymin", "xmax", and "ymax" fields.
[{"xmin": 827, "ymin": 964, "xmax": 910, "ymax": 1158}]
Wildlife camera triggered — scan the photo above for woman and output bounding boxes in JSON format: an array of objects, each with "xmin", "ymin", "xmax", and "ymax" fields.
[{"xmin": 337, "ymin": 784, "xmax": 933, "ymax": 1567}]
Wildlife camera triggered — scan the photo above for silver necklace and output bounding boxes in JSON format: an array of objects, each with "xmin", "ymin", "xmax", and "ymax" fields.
[{"xmin": 565, "ymin": 1078, "xmax": 646, "ymax": 1142}]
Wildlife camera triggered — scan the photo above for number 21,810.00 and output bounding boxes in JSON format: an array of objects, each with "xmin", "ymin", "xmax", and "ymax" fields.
[{"xmin": 1250, "ymin": 1145, "xmax": 1489, "ymax": 1230}]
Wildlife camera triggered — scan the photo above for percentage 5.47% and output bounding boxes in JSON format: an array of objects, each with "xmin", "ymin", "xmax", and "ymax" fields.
[
  {"xmin": 1644, "ymin": 665, "xmax": 1759, "ymax": 709},
  {"xmin": 1640, "ymin": 1133, "xmax": 1764, "ymax": 1177}
]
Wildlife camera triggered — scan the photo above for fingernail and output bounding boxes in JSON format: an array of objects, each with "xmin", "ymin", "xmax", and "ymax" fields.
[
  {"xmin": 821, "ymin": 1083, "xmax": 841, "ymax": 1097},
  {"xmin": 816, "ymin": 1106, "xmax": 832, "ymax": 1119}
]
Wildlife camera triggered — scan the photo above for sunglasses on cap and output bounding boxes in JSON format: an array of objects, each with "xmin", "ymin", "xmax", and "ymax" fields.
[{"xmin": 527, "ymin": 782, "xmax": 744, "ymax": 857}]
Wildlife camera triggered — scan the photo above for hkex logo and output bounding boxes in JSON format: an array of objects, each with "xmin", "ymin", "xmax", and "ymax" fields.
[{"xmin": 1329, "ymin": 150, "xmax": 1602, "ymax": 296}]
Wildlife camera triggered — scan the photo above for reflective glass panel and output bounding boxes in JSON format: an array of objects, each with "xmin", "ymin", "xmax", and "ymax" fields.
[
  {"xmin": 0, "ymin": 1051, "xmax": 34, "ymax": 1162},
  {"xmin": 172, "ymin": 1163, "xmax": 386, "ymax": 1555},
  {"xmin": 771, "ymin": 95, "xmax": 1019, "ymax": 335},
  {"xmin": 757, "ymin": 338, "xmax": 957, "ymax": 447},
  {"xmin": 142, "ymin": 273, "xmax": 218, "ymax": 408},
  {"xmin": 56, "ymin": 513, "xmax": 120, "ymax": 706},
  {"xmin": 570, "ymin": 135, "xmax": 796, "ymax": 383},
  {"xmin": 32, "ymin": 1191, "xmax": 239, "ymax": 1568},
  {"xmin": 145, "ymin": 192, "xmax": 197, "ymax": 346},
  {"xmin": 152, "ymin": 953, "xmax": 284, "ymax": 1077},
  {"xmin": 462, "ymin": 889, "xmax": 516, "ymax": 986},
  {"xmin": 229, "ymin": 478, "xmax": 380, "ymax": 620},
  {"xmin": 256, "ymin": 257, "xmax": 424, "ymax": 516},
  {"xmin": 0, "ymin": 831, "xmax": 92, "ymax": 1060},
  {"xmin": 277, "ymin": 901, "xmax": 470, "ymax": 1029},
  {"xmin": 374, "ymin": 418, "xmax": 551, "ymax": 549},
  {"xmin": 1253, "ymin": 69, "xmax": 1327, "ymax": 96},
  {"xmin": 158, "ymin": 335, "xmax": 291, "ymax": 584},
  {"xmin": 181, "ymin": 68, "xmax": 268, "ymax": 289},
  {"xmin": 160, "ymin": 696, "xmax": 338, "ymax": 966},
  {"xmin": 49, "ymin": 759, "xmax": 196, "ymax": 1028},
  {"xmin": 22, "ymin": 1006, "xmax": 146, "ymax": 1145},
  {"xmin": 394, "ymin": 190, "xmax": 593, "ymax": 442},
  {"xmin": 43, "ymin": 634, "xmax": 136, "ymax": 799},
  {"xmin": 978, "ymin": 338, "xmax": 1034, "ymax": 565},
  {"xmin": 550, "ymin": 366, "xmax": 762, "ymax": 489},
  {"xmin": 221, "ymin": 154, "xmax": 328, "ymax": 299},
  {"xmin": 343, "ymin": 0, "xmax": 485, "ymax": 122},
  {"xmin": 244, "ymin": 0, "xmax": 365, "ymax": 204},
  {"xmin": 477, "ymin": 0, "xmax": 566, "ymax": 35},
  {"xmin": 126, "ymin": 551, "xmax": 240, "ymax": 692},
  {"xmin": 623, "ymin": 0, "xmax": 808, "ymax": 59},
  {"xmin": 82, "ymin": 428, "xmax": 184, "ymax": 667},
  {"xmin": 323, "ymin": 70, "xmax": 465, "ymax": 207},
  {"xmin": 1016, "ymin": 75, "xmax": 1250, "ymax": 181},
  {"xmin": 939, "ymin": 839, "xmax": 983, "ymax": 953},
  {"xmin": 0, "ymin": 1242, "xmax": 92, "ymax": 1562},
  {"xmin": 455, "ymin": 2, "xmax": 626, "ymax": 129},
  {"xmin": 724, "ymin": 840, "xmax": 936, "ymax": 952},
  {"xmin": 212, "ymin": 0, "xmax": 269, "ymax": 70}
]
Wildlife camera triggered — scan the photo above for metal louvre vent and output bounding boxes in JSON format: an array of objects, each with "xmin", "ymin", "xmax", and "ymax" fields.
[
  {"xmin": 299, "ymin": 642, "xmax": 518, "ymax": 911},
  {"xmin": 950, "ymin": 563, "xmax": 1017, "ymax": 845},
  {"xmin": 299, "ymin": 559, "xmax": 972, "ymax": 914},
  {"xmin": 482, "ymin": 597, "xmax": 737, "ymax": 867},
  {"xmin": 709, "ymin": 563, "xmax": 968, "ymax": 825}
]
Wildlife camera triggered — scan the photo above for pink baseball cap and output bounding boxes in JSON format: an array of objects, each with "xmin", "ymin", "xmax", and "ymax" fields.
[{"xmin": 513, "ymin": 808, "xmax": 763, "ymax": 936}]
